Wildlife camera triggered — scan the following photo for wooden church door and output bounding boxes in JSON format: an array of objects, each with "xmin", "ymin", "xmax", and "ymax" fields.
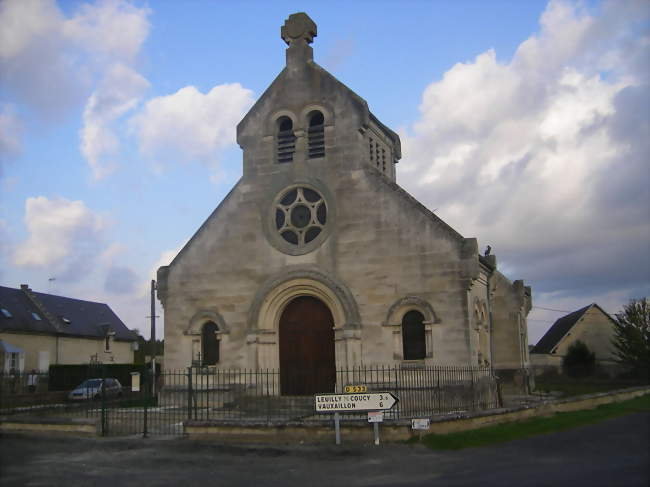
[{"xmin": 279, "ymin": 296, "xmax": 335, "ymax": 395}]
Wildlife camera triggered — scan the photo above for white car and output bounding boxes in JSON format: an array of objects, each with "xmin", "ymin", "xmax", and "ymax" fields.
[{"xmin": 68, "ymin": 378, "xmax": 123, "ymax": 401}]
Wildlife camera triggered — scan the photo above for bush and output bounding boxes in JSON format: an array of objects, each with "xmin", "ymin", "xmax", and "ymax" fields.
[{"xmin": 562, "ymin": 341, "xmax": 596, "ymax": 378}]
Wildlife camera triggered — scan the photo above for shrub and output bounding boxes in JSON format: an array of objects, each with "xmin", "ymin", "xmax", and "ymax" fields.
[{"xmin": 562, "ymin": 340, "xmax": 596, "ymax": 378}]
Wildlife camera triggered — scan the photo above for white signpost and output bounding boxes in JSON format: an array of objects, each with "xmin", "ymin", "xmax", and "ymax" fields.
[
  {"xmin": 314, "ymin": 392, "xmax": 398, "ymax": 445},
  {"xmin": 314, "ymin": 392, "xmax": 398, "ymax": 412}
]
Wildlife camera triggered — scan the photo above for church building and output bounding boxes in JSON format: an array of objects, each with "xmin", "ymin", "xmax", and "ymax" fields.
[{"xmin": 157, "ymin": 13, "xmax": 532, "ymax": 395}]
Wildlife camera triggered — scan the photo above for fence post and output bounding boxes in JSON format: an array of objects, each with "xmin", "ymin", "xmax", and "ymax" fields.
[
  {"xmin": 470, "ymin": 367, "xmax": 476, "ymax": 411},
  {"xmin": 101, "ymin": 365, "xmax": 108, "ymax": 436},
  {"xmin": 143, "ymin": 367, "xmax": 149, "ymax": 438},
  {"xmin": 187, "ymin": 367, "xmax": 193, "ymax": 421},
  {"xmin": 495, "ymin": 372, "xmax": 503, "ymax": 408}
]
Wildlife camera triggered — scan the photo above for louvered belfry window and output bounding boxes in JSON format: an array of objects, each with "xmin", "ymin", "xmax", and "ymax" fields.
[
  {"xmin": 277, "ymin": 116, "xmax": 296, "ymax": 163},
  {"xmin": 307, "ymin": 111, "xmax": 325, "ymax": 159}
]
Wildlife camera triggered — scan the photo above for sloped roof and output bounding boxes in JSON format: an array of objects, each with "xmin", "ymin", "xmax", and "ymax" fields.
[
  {"xmin": 0, "ymin": 339, "xmax": 24, "ymax": 354},
  {"xmin": 0, "ymin": 285, "xmax": 136, "ymax": 341},
  {"xmin": 532, "ymin": 304, "xmax": 596, "ymax": 354}
]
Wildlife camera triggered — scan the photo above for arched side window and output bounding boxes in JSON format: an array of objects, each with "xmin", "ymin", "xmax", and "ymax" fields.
[
  {"xmin": 277, "ymin": 116, "xmax": 296, "ymax": 163},
  {"xmin": 201, "ymin": 321, "xmax": 220, "ymax": 366},
  {"xmin": 402, "ymin": 310, "xmax": 426, "ymax": 360},
  {"xmin": 307, "ymin": 111, "xmax": 325, "ymax": 159}
]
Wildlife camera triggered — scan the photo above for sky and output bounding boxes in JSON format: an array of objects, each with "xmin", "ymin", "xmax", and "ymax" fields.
[{"xmin": 1, "ymin": 0, "xmax": 648, "ymax": 344}]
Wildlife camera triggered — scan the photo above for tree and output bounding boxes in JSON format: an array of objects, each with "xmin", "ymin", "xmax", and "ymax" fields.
[
  {"xmin": 133, "ymin": 331, "xmax": 165, "ymax": 365},
  {"xmin": 562, "ymin": 340, "xmax": 596, "ymax": 378},
  {"xmin": 612, "ymin": 298, "xmax": 650, "ymax": 381}
]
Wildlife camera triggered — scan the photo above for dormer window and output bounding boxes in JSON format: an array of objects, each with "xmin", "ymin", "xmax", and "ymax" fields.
[
  {"xmin": 307, "ymin": 111, "xmax": 325, "ymax": 158},
  {"xmin": 277, "ymin": 116, "xmax": 296, "ymax": 163}
]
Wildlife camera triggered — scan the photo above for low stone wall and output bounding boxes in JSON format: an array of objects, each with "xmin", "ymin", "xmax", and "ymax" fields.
[
  {"xmin": 185, "ymin": 385, "xmax": 650, "ymax": 443},
  {"xmin": 0, "ymin": 416, "xmax": 98, "ymax": 436}
]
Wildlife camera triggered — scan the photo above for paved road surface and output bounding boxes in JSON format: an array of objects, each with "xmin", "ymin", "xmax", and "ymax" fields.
[{"xmin": 1, "ymin": 412, "xmax": 648, "ymax": 486}]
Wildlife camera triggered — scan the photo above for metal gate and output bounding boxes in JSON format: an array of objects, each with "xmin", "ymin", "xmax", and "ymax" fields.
[{"xmin": 94, "ymin": 367, "xmax": 188, "ymax": 437}]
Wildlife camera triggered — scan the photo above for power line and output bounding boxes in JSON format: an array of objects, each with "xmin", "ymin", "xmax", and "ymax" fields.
[{"xmin": 532, "ymin": 306, "xmax": 572, "ymax": 313}]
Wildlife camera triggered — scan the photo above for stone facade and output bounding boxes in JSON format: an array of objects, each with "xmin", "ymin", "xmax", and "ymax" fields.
[{"xmin": 158, "ymin": 13, "xmax": 532, "ymax": 391}]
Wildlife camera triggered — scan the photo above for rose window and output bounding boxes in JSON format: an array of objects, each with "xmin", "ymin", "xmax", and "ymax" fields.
[{"xmin": 275, "ymin": 187, "xmax": 327, "ymax": 246}]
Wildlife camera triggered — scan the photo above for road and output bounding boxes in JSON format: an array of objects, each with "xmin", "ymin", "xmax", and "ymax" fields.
[{"xmin": 1, "ymin": 412, "xmax": 648, "ymax": 486}]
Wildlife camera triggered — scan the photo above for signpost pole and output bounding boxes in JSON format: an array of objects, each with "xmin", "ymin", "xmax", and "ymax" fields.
[
  {"xmin": 334, "ymin": 412, "xmax": 341, "ymax": 445},
  {"xmin": 373, "ymin": 421, "xmax": 380, "ymax": 445}
]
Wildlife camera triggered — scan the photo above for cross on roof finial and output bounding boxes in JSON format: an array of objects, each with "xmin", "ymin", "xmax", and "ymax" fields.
[{"xmin": 281, "ymin": 12, "xmax": 317, "ymax": 46}]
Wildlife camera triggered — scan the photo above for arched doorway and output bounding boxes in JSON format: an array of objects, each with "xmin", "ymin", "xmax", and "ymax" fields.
[{"xmin": 279, "ymin": 296, "xmax": 335, "ymax": 395}]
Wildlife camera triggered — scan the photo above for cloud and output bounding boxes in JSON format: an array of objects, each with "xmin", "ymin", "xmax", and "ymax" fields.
[
  {"xmin": 81, "ymin": 63, "xmax": 150, "ymax": 180},
  {"xmin": 0, "ymin": 0, "xmax": 81, "ymax": 119},
  {"xmin": 322, "ymin": 38, "xmax": 355, "ymax": 72},
  {"xmin": 133, "ymin": 243, "xmax": 185, "ymax": 300},
  {"xmin": 0, "ymin": 104, "xmax": 22, "ymax": 169},
  {"xmin": 399, "ymin": 0, "xmax": 650, "ymax": 302},
  {"xmin": 0, "ymin": 218, "xmax": 7, "ymax": 281},
  {"xmin": 70, "ymin": 0, "xmax": 151, "ymax": 179},
  {"xmin": 104, "ymin": 265, "xmax": 138, "ymax": 294},
  {"xmin": 63, "ymin": 0, "xmax": 150, "ymax": 64},
  {"xmin": 130, "ymin": 84, "xmax": 254, "ymax": 173},
  {"xmin": 13, "ymin": 196, "xmax": 107, "ymax": 280},
  {"xmin": 0, "ymin": 0, "xmax": 151, "ymax": 177}
]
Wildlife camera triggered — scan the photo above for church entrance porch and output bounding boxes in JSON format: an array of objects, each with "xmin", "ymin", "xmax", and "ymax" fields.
[{"xmin": 279, "ymin": 296, "xmax": 335, "ymax": 395}]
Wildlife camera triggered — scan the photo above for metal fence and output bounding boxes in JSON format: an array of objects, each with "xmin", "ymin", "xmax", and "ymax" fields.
[
  {"xmin": 1, "ymin": 365, "xmax": 499, "ymax": 436},
  {"xmin": 167, "ymin": 364, "xmax": 498, "ymax": 422}
]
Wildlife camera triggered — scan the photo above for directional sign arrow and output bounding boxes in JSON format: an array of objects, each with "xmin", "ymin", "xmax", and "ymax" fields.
[{"xmin": 314, "ymin": 392, "xmax": 399, "ymax": 413}]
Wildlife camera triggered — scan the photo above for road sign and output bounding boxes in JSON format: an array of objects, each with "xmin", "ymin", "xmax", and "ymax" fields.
[
  {"xmin": 411, "ymin": 418, "xmax": 430, "ymax": 430},
  {"xmin": 314, "ymin": 392, "xmax": 398, "ymax": 412},
  {"xmin": 368, "ymin": 411, "xmax": 384, "ymax": 423},
  {"xmin": 344, "ymin": 385, "xmax": 367, "ymax": 393}
]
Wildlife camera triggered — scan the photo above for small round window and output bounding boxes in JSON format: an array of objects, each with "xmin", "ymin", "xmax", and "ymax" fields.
[{"xmin": 274, "ymin": 186, "xmax": 327, "ymax": 247}]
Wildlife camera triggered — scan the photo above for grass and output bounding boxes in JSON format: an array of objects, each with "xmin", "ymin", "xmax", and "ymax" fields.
[
  {"xmin": 412, "ymin": 393, "xmax": 650, "ymax": 450},
  {"xmin": 533, "ymin": 379, "xmax": 645, "ymax": 397}
]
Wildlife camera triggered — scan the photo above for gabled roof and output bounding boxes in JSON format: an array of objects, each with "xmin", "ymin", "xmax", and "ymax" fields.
[
  {"xmin": 532, "ymin": 303, "xmax": 613, "ymax": 354},
  {"xmin": 0, "ymin": 285, "xmax": 136, "ymax": 341}
]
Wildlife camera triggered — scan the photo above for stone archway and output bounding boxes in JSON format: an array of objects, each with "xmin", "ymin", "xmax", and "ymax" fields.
[
  {"xmin": 247, "ymin": 267, "xmax": 361, "ymax": 370},
  {"xmin": 279, "ymin": 296, "xmax": 335, "ymax": 395}
]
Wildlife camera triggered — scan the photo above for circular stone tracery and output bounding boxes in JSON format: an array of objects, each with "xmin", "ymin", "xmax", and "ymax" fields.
[{"xmin": 275, "ymin": 186, "xmax": 327, "ymax": 247}]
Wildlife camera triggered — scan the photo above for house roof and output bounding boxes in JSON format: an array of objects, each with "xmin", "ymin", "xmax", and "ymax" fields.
[
  {"xmin": 0, "ymin": 339, "xmax": 24, "ymax": 354},
  {"xmin": 532, "ymin": 303, "xmax": 613, "ymax": 354},
  {"xmin": 0, "ymin": 285, "xmax": 136, "ymax": 342}
]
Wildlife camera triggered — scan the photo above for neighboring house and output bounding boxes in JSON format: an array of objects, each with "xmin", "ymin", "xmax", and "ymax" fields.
[
  {"xmin": 531, "ymin": 303, "xmax": 618, "ymax": 375},
  {"xmin": 0, "ymin": 284, "xmax": 137, "ymax": 372},
  {"xmin": 157, "ymin": 13, "xmax": 532, "ymax": 394}
]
